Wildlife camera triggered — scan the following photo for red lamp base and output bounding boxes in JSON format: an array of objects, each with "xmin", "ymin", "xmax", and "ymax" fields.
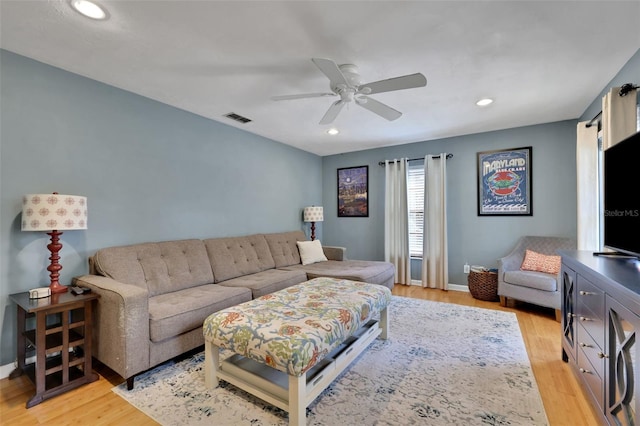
[
  {"xmin": 49, "ymin": 281, "xmax": 68, "ymax": 294},
  {"xmin": 310, "ymin": 222, "xmax": 316, "ymax": 241},
  {"xmin": 46, "ymin": 230, "xmax": 68, "ymax": 294}
]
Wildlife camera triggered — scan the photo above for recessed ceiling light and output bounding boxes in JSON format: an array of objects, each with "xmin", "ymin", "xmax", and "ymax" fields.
[
  {"xmin": 70, "ymin": 0, "xmax": 108, "ymax": 20},
  {"xmin": 327, "ymin": 128, "xmax": 339, "ymax": 135},
  {"xmin": 476, "ymin": 98, "xmax": 494, "ymax": 107}
]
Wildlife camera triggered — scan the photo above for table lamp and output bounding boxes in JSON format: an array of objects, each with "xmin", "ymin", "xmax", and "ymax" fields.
[
  {"xmin": 303, "ymin": 206, "xmax": 323, "ymax": 241},
  {"xmin": 21, "ymin": 193, "xmax": 88, "ymax": 294}
]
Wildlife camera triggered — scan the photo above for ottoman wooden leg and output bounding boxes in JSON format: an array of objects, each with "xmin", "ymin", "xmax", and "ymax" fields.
[
  {"xmin": 380, "ymin": 306, "xmax": 389, "ymax": 340},
  {"xmin": 288, "ymin": 374, "xmax": 306, "ymax": 426},
  {"xmin": 204, "ymin": 341, "xmax": 220, "ymax": 389}
]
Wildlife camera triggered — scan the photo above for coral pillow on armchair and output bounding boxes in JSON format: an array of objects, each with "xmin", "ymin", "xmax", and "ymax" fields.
[{"xmin": 520, "ymin": 249, "xmax": 561, "ymax": 275}]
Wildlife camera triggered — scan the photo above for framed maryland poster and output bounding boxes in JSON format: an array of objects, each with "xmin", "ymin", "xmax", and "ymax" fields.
[{"xmin": 477, "ymin": 147, "xmax": 532, "ymax": 216}]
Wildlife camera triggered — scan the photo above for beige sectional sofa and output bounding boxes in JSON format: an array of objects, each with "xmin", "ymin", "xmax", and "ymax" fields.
[{"xmin": 73, "ymin": 230, "xmax": 395, "ymax": 389}]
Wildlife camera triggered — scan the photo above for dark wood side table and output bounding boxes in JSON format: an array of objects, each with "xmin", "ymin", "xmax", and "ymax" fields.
[{"xmin": 9, "ymin": 290, "xmax": 100, "ymax": 408}]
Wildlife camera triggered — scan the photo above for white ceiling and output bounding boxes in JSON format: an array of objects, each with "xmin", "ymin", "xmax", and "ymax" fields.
[{"xmin": 1, "ymin": 1, "xmax": 639, "ymax": 156}]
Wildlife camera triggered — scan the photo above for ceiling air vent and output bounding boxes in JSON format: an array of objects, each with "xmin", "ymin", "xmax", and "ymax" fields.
[{"xmin": 223, "ymin": 112, "xmax": 252, "ymax": 124}]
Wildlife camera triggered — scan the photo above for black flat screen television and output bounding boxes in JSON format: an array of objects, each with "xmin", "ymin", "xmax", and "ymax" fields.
[{"xmin": 603, "ymin": 130, "xmax": 640, "ymax": 258}]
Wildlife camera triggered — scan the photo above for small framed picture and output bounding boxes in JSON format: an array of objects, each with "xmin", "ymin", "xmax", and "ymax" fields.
[
  {"xmin": 337, "ymin": 165, "xmax": 369, "ymax": 217},
  {"xmin": 477, "ymin": 147, "xmax": 532, "ymax": 216}
]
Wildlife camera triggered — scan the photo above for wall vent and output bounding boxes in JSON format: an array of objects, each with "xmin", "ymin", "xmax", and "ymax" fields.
[{"xmin": 223, "ymin": 112, "xmax": 252, "ymax": 124}]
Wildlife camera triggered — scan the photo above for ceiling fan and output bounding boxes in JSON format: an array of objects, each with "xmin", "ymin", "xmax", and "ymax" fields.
[{"xmin": 271, "ymin": 58, "xmax": 427, "ymax": 125}]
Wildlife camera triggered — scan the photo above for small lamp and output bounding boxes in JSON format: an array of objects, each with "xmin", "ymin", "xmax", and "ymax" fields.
[
  {"xmin": 303, "ymin": 206, "xmax": 323, "ymax": 241},
  {"xmin": 21, "ymin": 193, "xmax": 88, "ymax": 294}
]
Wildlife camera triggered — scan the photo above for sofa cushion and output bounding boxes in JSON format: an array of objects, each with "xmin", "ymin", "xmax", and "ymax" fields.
[
  {"xmin": 93, "ymin": 240, "xmax": 214, "ymax": 297},
  {"xmin": 204, "ymin": 234, "xmax": 275, "ymax": 283},
  {"xmin": 282, "ymin": 259, "xmax": 395, "ymax": 289},
  {"xmin": 503, "ymin": 270, "xmax": 557, "ymax": 292},
  {"xmin": 148, "ymin": 284, "xmax": 251, "ymax": 343},
  {"xmin": 217, "ymin": 269, "xmax": 308, "ymax": 298},
  {"xmin": 263, "ymin": 231, "xmax": 307, "ymax": 268}
]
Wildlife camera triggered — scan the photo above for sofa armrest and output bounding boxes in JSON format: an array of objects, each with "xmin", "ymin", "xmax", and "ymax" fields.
[
  {"xmin": 73, "ymin": 274, "xmax": 150, "ymax": 380},
  {"xmin": 322, "ymin": 245, "xmax": 346, "ymax": 261}
]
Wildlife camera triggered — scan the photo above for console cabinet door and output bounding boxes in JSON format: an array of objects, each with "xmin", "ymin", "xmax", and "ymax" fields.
[
  {"xmin": 607, "ymin": 296, "xmax": 640, "ymax": 426},
  {"xmin": 562, "ymin": 264, "xmax": 578, "ymax": 362}
]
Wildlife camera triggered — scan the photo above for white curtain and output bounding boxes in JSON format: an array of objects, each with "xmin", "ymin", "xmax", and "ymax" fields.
[
  {"xmin": 421, "ymin": 154, "xmax": 448, "ymax": 289},
  {"xmin": 602, "ymin": 87, "xmax": 638, "ymax": 150},
  {"xmin": 384, "ymin": 159, "xmax": 411, "ymax": 285},
  {"xmin": 576, "ymin": 121, "xmax": 600, "ymax": 251}
]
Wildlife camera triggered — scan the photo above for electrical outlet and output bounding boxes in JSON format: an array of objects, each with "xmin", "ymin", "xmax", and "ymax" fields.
[{"xmin": 464, "ymin": 263, "xmax": 470, "ymax": 274}]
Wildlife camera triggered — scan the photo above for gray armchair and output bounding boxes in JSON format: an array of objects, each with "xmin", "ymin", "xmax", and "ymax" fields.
[{"xmin": 498, "ymin": 236, "xmax": 575, "ymax": 321}]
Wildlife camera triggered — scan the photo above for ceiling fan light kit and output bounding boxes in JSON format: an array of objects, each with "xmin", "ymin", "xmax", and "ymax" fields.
[{"xmin": 272, "ymin": 58, "xmax": 427, "ymax": 125}]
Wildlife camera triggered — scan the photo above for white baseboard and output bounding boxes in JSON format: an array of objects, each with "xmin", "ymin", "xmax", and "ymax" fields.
[
  {"xmin": 448, "ymin": 283, "xmax": 470, "ymax": 292},
  {"xmin": 0, "ymin": 362, "xmax": 15, "ymax": 380},
  {"xmin": 1, "ymin": 355, "xmax": 48, "ymax": 380},
  {"xmin": 409, "ymin": 280, "xmax": 469, "ymax": 292}
]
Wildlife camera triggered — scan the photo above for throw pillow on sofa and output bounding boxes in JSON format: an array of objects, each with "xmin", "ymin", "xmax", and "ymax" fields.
[{"xmin": 297, "ymin": 240, "xmax": 328, "ymax": 265}]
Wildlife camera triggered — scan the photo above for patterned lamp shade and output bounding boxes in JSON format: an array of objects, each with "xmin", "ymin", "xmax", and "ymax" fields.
[
  {"xmin": 22, "ymin": 194, "xmax": 88, "ymax": 231},
  {"xmin": 303, "ymin": 206, "xmax": 323, "ymax": 222}
]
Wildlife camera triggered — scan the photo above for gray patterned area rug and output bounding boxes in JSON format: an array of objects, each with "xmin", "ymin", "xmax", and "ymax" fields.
[{"xmin": 112, "ymin": 296, "xmax": 548, "ymax": 425}]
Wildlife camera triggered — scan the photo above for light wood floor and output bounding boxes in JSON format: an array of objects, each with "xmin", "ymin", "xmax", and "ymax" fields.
[{"xmin": 1, "ymin": 286, "xmax": 600, "ymax": 425}]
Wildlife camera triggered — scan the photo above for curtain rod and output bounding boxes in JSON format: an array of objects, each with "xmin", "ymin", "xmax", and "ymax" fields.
[
  {"xmin": 586, "ymin": 111, "xmax": 602, "ymax": 128},
  {"xmin": 586, "ymin": 83, "xmax": 638, "ymax": 128},
  {"xmin": 378, "ymin": 153, "xmax": 453, "ymax": 166}
]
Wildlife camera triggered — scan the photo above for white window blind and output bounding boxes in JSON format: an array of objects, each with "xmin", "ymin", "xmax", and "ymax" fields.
[{"xmin": 408, "ymin": 162, "xmax": 424, "ymax": 257}]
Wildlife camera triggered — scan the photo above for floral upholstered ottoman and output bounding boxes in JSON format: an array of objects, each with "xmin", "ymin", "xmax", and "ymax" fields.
[{"xmin": 203, "ymin": 277, "xmax": 391, "ymax": 425}]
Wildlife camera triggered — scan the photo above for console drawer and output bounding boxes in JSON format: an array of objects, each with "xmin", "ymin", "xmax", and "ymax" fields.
[
  {"xmin": 577, "ymin": 275, "xmax": 605, "ymax": 321},
  {"xmin": 577, "ymin": 303, "xmax": 605, "ymax": 348},
  {"xmin": 577, "ymin": 323, "xmax": 605, "ymax": 379},
  {"xmin": 576, "ymin": 349, "xmax": 604, "ymax": 412}
]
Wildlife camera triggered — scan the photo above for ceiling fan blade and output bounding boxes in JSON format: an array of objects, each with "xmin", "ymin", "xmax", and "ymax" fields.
[
  {"xmin": 319, "ymin": 100, "xmax": 345, "ymax": 125},
  {"xmin": 311, "ymin": 58, "xmax": 349, "ymax": 87},
  {"xmin": 357, "ymin": 96, "xmax": 402, "ymax": 121},
  {"xmin": 271, "ymin": 92, "xmax": 336, "ymax": 101},
  {"xmin": 359, "ymin": 73, "xmax": 427, "ymax": 95}
]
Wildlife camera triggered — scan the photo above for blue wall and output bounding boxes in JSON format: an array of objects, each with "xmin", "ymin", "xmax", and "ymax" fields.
[
  {"xmin": 0, "ymin": 50, "xmax": 323, "ymax": 365},
  {"xmin": 322, "ymin": 121, "xmax": 577, "ymax": 285},
  {"xmin": 321, "ymin": 48, "xmax": 640, "ymax": 288}
]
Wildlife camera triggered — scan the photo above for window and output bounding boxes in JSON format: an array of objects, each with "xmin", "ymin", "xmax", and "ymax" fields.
[{"xmin": 408, "ymin": 162, "xmax": 424, "ymax": 257}]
